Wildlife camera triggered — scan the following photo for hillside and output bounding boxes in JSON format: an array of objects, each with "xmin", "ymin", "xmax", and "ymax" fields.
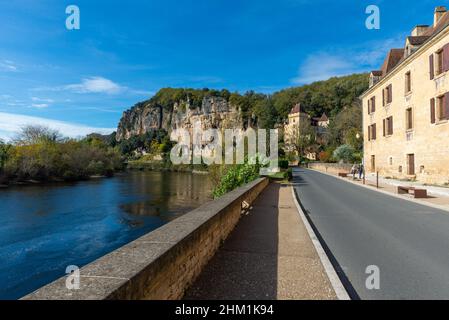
[{"xmin": 116, "ymin": 73, "xmax": 369, "ymax": 140}]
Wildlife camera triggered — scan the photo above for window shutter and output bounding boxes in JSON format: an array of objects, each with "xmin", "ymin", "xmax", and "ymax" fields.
[
  {"xmin": 383, "ymin": 119, "xmax": 386, "ymax": 136},
  {"xmin": 445, "ymin": 92, "xmax": 449, "ymax": 119},
  {"xmin": 382, "ymin": 89, "xmax": 385, "ymax": 106},
  {"xmin": 372, "ymin": 97, "xmax": 376, "ymax": 112},
  {"xmin": 430, "ymin": 54, "xmax": 435, "ymax": 80},
  {"xmin": 368, "ymin": 126, "xmax": 371, "ymax": 141},
  {"xmin": 431, "ymin": 98, "xmax": 436, "ymax": 123},
  {"xmin": 373, "ymin": 123, "xmax": 376, "ymax": 140},
  {"xmin": 390, "ymin": 117, "xmax": 393, "ymax": 135},
  {"xmin": 388, "ymin": 84, "xmax": 393, "ymax": 103},
  {"xmin": 443, "ymin": 44, "xmax": 449, "ymax": 73}
]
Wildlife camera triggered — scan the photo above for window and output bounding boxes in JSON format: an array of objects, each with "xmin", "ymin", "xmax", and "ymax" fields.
[
  {"xmin": 368, "ymin": 124, "xmax": 376, "ymax": 141},
  {"xmin": 407, "ymin": 154, "xmax": 415, "ymax": 175},
  {"xmin": 368, "ymin": 96, "xmax": 376, "ymax": 114},
  {"xmin": 406, "ymin": 108, "xmax": 413, "ymax": 130},
  {"xmin": 405, "ymin": 71, "xmax": 412, "ymax": 93},
  {"xmin": 437, "ymin": 95, "xmax": 445, "ymax": 121},
  {"xmin": 383, "ymin": 85, "xmax": 392, "ymax": 106},
  {"xmin": 383, "ymin": 116, "xmax": 393, "ymax": 136},
  {"xmin": 371, "ymin": 155, "xmax": 376, "ymax": 172},
  {"xmin": 436, "ymin": 49, "xmax": 444, "ymax": 76}
]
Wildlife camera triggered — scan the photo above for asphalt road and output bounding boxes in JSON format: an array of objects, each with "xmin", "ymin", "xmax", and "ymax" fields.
[{"xmin": 293, "ymin": 168, "xmax": 449, "ymax": 300}]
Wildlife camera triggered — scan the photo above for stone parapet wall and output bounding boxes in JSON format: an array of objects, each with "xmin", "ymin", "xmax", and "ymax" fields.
[{"xmin": 23, "ymin": 178, "xmax": 269, "ymax": 300}]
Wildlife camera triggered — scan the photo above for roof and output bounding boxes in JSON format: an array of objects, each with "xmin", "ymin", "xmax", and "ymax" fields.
[
  {"xmin": 407, "ymin": 35, "xmax": 430, "ymax": 45},
  {"xmin": 367, "ymin": 8, "xmax": 449, "ymax": 87},
  {"xmin": 381, "ymin": 48, "xmax": 405, "ymax": 76},
  {"xmin": 289, "ymin": 103, "xmax": 301, "ymax": 114},
  {"xmin": 371, "ymin": 70, "xmax": 382, "ymax": 76},
  {"xmin": 318, "ymin": 113, "xmax": 329, "ymax": 122}
]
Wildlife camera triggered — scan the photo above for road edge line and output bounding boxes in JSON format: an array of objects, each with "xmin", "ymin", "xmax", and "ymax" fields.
[
  {"xmin": 307, "ymin": 168, "xmax": 449, "ymax": 214},
  {"xmin": 290, "ymin": 185, "xmax": 351, "ymax": 301}
]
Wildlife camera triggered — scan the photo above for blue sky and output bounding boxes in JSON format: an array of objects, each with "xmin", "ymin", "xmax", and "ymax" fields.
[{"xmin": 0, "ymin": 0, "xmax": 444, "ymax": 139}]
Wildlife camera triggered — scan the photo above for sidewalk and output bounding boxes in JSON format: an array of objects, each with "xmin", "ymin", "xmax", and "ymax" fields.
[
  {"xmin": 184, "ymin": 182, "xmax": 337, "ymax": 300},
  {"xmin": 319, "ymin": 170, "xmax": 449, "ymax": 210}
]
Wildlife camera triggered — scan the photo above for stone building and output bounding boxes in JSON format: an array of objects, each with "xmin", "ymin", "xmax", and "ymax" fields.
[
  {"xmin": 284, "ymin": 103, "xmax": 329, "ymax": 161},
  {"xmin": 361, "ymin": 6, "xmax": 449, "ymax": 184}
]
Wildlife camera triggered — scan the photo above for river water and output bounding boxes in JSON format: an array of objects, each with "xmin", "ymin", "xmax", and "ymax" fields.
[{"xmin": 0, "ymin": 171, "xmax": 212, "ymax": 299}]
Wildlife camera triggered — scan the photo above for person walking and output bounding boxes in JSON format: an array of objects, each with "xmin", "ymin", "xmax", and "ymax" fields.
[{"xmin": 358, "ymin": 163, "xmax": 364, "ymax": 180}]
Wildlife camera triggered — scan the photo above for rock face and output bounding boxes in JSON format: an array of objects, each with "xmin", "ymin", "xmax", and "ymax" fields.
[{"xmin": 116, "ymin": 96, "xmax": 247, "ymax": 141}]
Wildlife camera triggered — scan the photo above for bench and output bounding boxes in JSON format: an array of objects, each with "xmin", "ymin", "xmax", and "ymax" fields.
[
  {"xmin": 338, "ymin": 172, "xmax": 349, "ymax": 177},
  {"xmin": 397, "ymin": 186, "xmax": 427, "ymax": 198}
]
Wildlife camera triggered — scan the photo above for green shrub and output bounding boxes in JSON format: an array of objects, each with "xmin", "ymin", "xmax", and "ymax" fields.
[
  {"xmin": 212, "ymin": 161, "xmax": 261, "ymax": 198},
  {"xmin": 333, "ymin": 144, "xmax": 356, "ymax": 163},
  {"xmin": 279, "ymin": 159, "xmax": 289, "ymax": 169}
]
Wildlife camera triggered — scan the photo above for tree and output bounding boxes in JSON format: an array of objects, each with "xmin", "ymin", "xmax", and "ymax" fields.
[
  {"xmin": 333, "ymin": 144, "xmax": 356, "ymax": 163},
  {"xmin": 0, "ymin": 139, "xmax": 11, "ymax": 171},
  {"xmin": 13, "ymin": 125, "xmax": 63, "ymax": 146}
]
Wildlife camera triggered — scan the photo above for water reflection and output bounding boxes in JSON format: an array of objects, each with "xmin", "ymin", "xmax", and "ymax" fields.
[{"xmin": 0, "ymin": 171, "xmax": 212, "ymax": 299}]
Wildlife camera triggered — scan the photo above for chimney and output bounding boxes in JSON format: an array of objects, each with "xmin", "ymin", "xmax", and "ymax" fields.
[
  {"xmin": 411, "ymin": 25, "xmax": 430, "ymax": 36},
  {"xmin": 434, "ymin": 6, "xmax": 447, "ymax": 26}
]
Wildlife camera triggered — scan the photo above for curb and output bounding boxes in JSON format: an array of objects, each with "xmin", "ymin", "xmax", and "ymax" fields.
[
  {"xmin": 307, "ymin": 168, "xmax": 449, "ymax": 214},
  {"xmin": 290, "ymin": 186, "xmax": 351, "ymax": 301}
]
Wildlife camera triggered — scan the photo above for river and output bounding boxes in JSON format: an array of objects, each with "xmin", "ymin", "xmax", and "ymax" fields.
[{"xmin": 0, "ymin": 171, "xmax": 212, "ymax": 300}]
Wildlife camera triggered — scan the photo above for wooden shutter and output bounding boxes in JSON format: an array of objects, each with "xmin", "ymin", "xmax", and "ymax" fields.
[
  {"xmin": 388, "ymin": 84, "xmax": 393, "ymax": 103},
  {"xmin": 445, "ymin": 92, "xmax": 449, "ymax": 119},
  {"xmin": 430, "ymin": 54, "xmax": 435, "ymax": 80},
  {"xmin": 389, "ymin": 117, "xmax": 393, "ymax": 135},
  {"xmin": 443, "ymin": 44, "xmax": 449, "ymax": 73},
  {"xmin": 382, "ymin": 89, "xmax": 385, "ymax": 106},
  {"xmin": 431, "ymin": 98, "xmax": 436, "ymax": 123},
  {"xmin": 373, "ymin": 123, "xmax": 376, "ymax": 140},
  {"xmin": 368, "ymin": 126, "xmax": 371, "ymax": 141},
  {"xmin": 383, "ymin": 119, "xmax": 386, "ymax": 136},
  {"xmin": 372, "ymin": 96, "xmax": 376, "ymax": 112},
  {"xmin": 368, "ymin": 100, "xmax": 371, "ymax": 114}
]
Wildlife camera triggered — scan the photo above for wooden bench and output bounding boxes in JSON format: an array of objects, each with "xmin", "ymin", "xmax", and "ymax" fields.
[
  {"xmin": 397, "ymin": 186, "xmax": 427, "ymax": 198},
  {"xmin": 338, "ymin": 172, "xmax": 349, "ymax": 177}
]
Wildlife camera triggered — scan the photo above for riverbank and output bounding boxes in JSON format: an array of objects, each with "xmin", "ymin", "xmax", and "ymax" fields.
[{"xmin": 127, "ymin": 159, "xmax": 208, "ymax": 173}]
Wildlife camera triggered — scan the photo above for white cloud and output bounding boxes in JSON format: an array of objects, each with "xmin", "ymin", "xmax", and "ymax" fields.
[
  {"xmin": 31, "ymin": 103, "xmax": 49, "ymax": 109},
  {"xmin": 33, "ymin": 76, "xmax": 151, "ymax": 97},
  {"xmin": 32, "ymin": 97, "xmax": 54, "ymax": 103},
  {"xmin": 0, "ymin": 60, "xmax": 17, "ymax": 72},
  {"xmin": 291, "ymin": 35, "xmax": 406, "ymax": 85},
  {"xmin": 65, "ymin": 77, "xmax": 124, "ymax": 94},
  {"xmin": 0, "ymin": 112, "xmax": 115, "ymax": 141},
  {"xmin": 291, "ymin": 53, "xmax": 362, "ymax": 84}
]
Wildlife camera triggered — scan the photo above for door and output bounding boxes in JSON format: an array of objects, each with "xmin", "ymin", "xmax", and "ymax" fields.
[{"xmin": 407, "ymin": 154, "xmax": 415, "ymax": 175}]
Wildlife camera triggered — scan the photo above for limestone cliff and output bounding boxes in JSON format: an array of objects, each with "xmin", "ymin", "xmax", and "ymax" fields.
[{"xmin": 116, "ymin": 96, "xmax": 248, "ymax": 141}]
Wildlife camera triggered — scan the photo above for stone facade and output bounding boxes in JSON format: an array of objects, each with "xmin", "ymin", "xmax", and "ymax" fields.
[{"xmin": 361, "ymin": 6, "xmax": 449, "ymax": 185}]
